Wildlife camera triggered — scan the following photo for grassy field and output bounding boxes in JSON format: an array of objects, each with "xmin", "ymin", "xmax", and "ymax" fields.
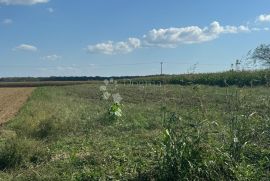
[{"xmin": 0, "ymin": 83, "xmax": 269, "ymax": 180}]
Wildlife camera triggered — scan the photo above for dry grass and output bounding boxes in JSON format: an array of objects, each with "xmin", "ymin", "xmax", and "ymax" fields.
[{"xmin": 0, "ymin": 88, "xmax": 34, "ymax": 124}]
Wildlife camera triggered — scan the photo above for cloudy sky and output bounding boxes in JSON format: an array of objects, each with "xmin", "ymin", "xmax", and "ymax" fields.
[{"xmin": 1, "ymin": 0, "xmax": 270, "ymax": 77}]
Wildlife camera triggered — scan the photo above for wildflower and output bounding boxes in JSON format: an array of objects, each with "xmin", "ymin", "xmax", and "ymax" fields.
[
  {"xmin": 102, "ymin": 92, "xmax": 111, "ymax": 100},
  {"xmin": 112, "ymin": 93, "xmax": 122, "ymax": 103},
  {"xmin": 100, "ymin": 85, "xmax": 106, "ymax": 91},
  {"xmin": 233, "ymin": 137, "xmax": 239, "ymax": 143}
]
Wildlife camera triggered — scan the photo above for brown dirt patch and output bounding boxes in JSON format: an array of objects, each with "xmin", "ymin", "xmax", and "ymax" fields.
[{"xmin": 0, "ymin": 88, "xmax": 34, "ymax": 124}]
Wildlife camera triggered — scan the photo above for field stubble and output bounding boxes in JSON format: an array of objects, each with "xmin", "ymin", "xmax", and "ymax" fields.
[{"xmin": 0, "ymin": 88, "xmax": 34, "ymax": 124}]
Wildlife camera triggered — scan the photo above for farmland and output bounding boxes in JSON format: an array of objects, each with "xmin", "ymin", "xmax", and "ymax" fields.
[
  {"xmin": 2, "ymin": 0, "xmax": 270, "ymax": 180},
  {"xmin": 0, "ymin": 81, "xmax": 96, "ymax": 88},
  {"xmin": 0, "ymin": 88, "xmax": 34, "ymax": 124},
  {"xmin": 0, "ymin": 82, "xmax": 269, "ymax": 180}
]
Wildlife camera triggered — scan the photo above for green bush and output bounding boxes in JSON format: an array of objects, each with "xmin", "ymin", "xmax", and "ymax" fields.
[{"xmin": 0, "ymin": 139, "xmax": 23, "ymax": 170}]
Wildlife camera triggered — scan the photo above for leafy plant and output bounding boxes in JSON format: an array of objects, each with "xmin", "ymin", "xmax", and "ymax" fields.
[
  {"xmin": 108, "ymin": 102, "xmax": 123, "ymax": 120},
  {"xmin": 99, "ymin": 79, "xmax": 124, "ymax": 122}
]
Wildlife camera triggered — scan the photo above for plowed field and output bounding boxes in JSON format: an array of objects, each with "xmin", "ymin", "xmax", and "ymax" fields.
[{"xmin": 0, "ymin": 88, "xmax": 34, "ymax": 124}]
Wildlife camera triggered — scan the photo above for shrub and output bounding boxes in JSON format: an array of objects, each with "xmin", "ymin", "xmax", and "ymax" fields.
[{"xmin": 0, "ymin": 139, "xmax": 23, "ymax": 170}]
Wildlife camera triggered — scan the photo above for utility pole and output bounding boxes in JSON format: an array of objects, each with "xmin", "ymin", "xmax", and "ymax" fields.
[{"xmin": 160, "ymin": 61, "xmax": 163, "ymax": 75}]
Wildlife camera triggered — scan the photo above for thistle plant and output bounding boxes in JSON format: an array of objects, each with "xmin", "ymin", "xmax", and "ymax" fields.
[{"xmin": 99, "ymin": 78, "xmax": 123, "ymax": 121}]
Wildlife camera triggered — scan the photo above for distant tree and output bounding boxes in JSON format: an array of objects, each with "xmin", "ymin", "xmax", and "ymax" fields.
[
  {"xmin": 249, "ymin": 44, "xmax": 270, "ymax": 68},
  {"xmin": 231, "ymin": 63, "xmax": 234, "ymax": 71}
]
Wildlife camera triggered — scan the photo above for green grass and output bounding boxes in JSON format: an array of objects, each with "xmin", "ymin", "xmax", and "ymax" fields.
[{"xmin": 0, "ymin": 84, "xmax": 269, "ymax": 180}]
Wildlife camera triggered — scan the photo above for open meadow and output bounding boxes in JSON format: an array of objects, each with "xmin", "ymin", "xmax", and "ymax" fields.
[
  {"xmin": 0, "ymin": 83, "xmax": 269, "ymax": 180},
  {"xmin": 2, "ymin": 1, "xmax": 270, "ymax": 180}
]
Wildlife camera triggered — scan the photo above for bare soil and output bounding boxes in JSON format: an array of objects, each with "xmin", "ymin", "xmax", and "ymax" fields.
[{"xmin": 0, "ymin": 88, "xmax": 34, "ymax": 124}]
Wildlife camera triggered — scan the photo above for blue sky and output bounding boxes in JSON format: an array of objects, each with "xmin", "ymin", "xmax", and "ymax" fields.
[{"xmin": 1, "ymin": 0, "xmax": 270, "ymax": 77}]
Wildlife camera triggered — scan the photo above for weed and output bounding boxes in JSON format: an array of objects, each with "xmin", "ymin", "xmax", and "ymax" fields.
[
  {"xmin": 0, "ymin": 138, "xmax": 50, "ymax": 170},
  {"xmin": 155, "ymin": 113, "xmax": 235, "ymax": 180}
]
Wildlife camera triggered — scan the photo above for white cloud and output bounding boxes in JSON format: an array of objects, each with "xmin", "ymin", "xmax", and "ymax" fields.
[
  {"xmin": 238, "ymin": 25, "xmax": 250, "ymax": 32},
  {"xmin": 42, "ymin": 54, "xmax": 61, "ymax": 61},
  {"xmin": 86, "ymin": 38, "xmax": 141, "ymax": 55},
  {"xmin": 47, "ymin": 7, "xmax": 53, "ymax": 13},
  {"xmin": 256, "ymin": 14, "xmax": 270, "ymax": 22},
  {"xmin": 143, "ymin": 21, "xmax": 249, "ymax": 47},
  {"xmin": 0, "ymin": 0, "xmax": 49, "ymax": 5},
  {"xmin": 86, "ymin": 21, "xmax": 251, "ymax": 55},
  {"xmin": 251, "ymin": 27, "xmax": 270, "ymax": 31},
  {"xmin": 251, "ymin": 27, "xmax": 261, "ymax": 31},
  {"xmin": 14, "ymin": 44, "xmax": 37, "ymax": 52},
  {"xmin": 2, "ymin": 18, "xmax": 13, "ymax": 24}
]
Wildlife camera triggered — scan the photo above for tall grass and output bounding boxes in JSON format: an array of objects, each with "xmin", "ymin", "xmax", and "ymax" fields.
[{"xmin": 153, "ymin": 85, "xmax": 270, "ymax": 180}]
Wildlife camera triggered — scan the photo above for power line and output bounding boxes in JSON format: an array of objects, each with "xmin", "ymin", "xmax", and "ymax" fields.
[{"xmin": 160, "ymin": 61, "xmax": 163, "ymax": 75}]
